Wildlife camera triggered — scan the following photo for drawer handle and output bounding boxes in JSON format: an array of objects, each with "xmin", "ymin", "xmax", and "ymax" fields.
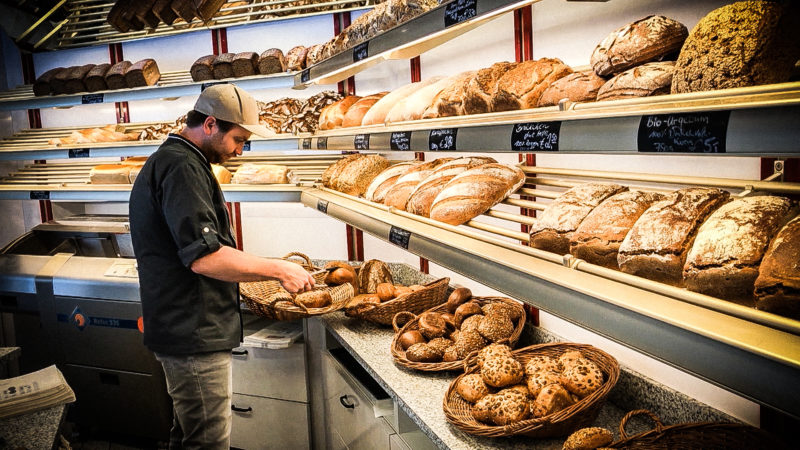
[
  {"xmin": 231, "ymin": 405, "xmax": 253, "ymax": 413},
  {"xmin": 231, "ymin": 349, "xmax": 249, "ymax": 356},
  {"xmin": 339, "ymin": 395, "xmax": 355, "ymax": 409}
]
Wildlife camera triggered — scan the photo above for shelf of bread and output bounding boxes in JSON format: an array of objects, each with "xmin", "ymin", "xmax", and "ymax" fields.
[
  {"xmin": 300, "ymin": 166, "xmax": 800, "ymax": 418},
  {"xmin": 293, "ymin": 0, "xmax": 538, "ymax": 87},
  {"xmin": 304, "ymin": 82, "xmax": 800, "ymax": 155}
]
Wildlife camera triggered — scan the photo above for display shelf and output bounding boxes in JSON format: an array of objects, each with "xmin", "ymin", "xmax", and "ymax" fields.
[
  {"xmin": 299, "ymin": 173, "xmax": 800, "ymax": 419},
  {"xmin": 293, "ymin": 0, "xmax": 538, "ymax": 87},
  {"xmin": 304, "ymin": 82, "xmax": 800, "ymax": 155}
]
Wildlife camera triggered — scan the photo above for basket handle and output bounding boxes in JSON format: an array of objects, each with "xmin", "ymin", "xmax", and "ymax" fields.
[
  {"xmin": 283, "ymin": 252, "xmax": 312, "ymax": 267},
  {"xmin": 619, "ymin": 409, "xmax": 665, "ymax": 439},
  {"xmin": 462, "ymin": 348, "xmax": 482, "ymax": 372},
  {"xmin": 392, "ymin": 311, "xmax": 417, "ymax": 332}
]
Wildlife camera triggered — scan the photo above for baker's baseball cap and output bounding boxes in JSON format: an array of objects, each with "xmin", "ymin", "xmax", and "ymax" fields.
[{"xmin": 193, "ymin": 84, "xmax": 273, "ymax": 137}]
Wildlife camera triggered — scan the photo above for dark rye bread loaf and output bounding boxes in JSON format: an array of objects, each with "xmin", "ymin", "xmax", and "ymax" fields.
[
  {"xmin": 618, "ymin": 187, "xmax": 730, "ymax": 286},
  {"xmin": 685, "ymin": 196, "xmax": 798, "ymax": 303},
  {"xmin": 105, "ymin": 61, "xmax": 132, "ymax": 90},
  {"xmin": 212, "ymin": 53, "xmax": 236, "ymax": 79},
  {"xmin": 125, "ymin": 59, "xmax": 160, "ymax": 87},
  {"xmin": 232, "ymin": 52, "xmax": 259, "ymax": 77},
  {"xmin": 153, "ymin": 0, "xmax": 178, "ymax": 25},
  {"xmin": 530, "ymin": 183, "xmax": 628, "ymax": 255},
  {"xmin": 492, "ymin": 58, "xmax": 573, "ymax": 112},
  {"xmin": 64, "ymin": 64, "xmax": 96, "ymax": 94},
  {"xmin": 258, "ymin": 48, "xmax": 286, "ymax": 75},
  {"xmin": 597, "ymin": 61, "xmax": 675, "ymax": 101},
  {"xmin": 463, "ymin": 62, "xmax": 516, "ymax": 115},
  {"xmin": 538, "ymin": 70, "xmax": 607, "ymax": 107},
  {"xmin": 51, "ymin": 66, "xmax": 77, "ymax": 95},
  {"xmin": 755, "ymin": 216, "xmax": 800, "ymax": 318},
  {"xmin": 33, "ymin": 67, "xmax": 65, "ymax": 96},
  {"xmin": 591, "ymin": 15, "xmax": 688, "ymax": 77},
  {"xmin": 672, "ymin": 1, "xmax": 800, "ymax": 94},
  {"xmin": 570, "ymin": 190, "xmax": 665, "ymax": 269},
  {"xmin": 84, "ymin": 63, "xmax": 111, "ymax": 92},
  {"xmin": 191, "ymin": 55, "xmax": 216, "ymax": 81}
]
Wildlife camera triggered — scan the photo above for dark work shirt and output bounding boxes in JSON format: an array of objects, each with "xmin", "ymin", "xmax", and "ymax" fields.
[{"xmin": 129, "ymin": 134, "xmax": 241, "ymax": 355}]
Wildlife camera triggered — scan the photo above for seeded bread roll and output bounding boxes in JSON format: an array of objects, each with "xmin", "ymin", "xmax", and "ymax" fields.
[
  {"xmin": 342, "ymin": 92, "xmax": 388, "ymax": 128},
  {"xmin": 570, "ymin": 190, "xmax": 665, "ymax": 269},
  {"xmin": 492, "ymin": 58, "xmax": 573, "ymax": 112},
  {"xmin": 405, "ymin": 343, "xmax": 441, "ymax": 362},
  {"xmin": 560, "ymin": 358, "xmax": 604, "ymax": 397},
  {"xmin": 84, "ymin": 63, "xmax": 111, "ymax": 92},
  {"xmin": 232, "ymin": 52, "xmax": 259, "ymax": 77},
  {"xmin": 673, "ymin": 1, "xmax": 800, "ymax": 94},
  {"xmin": 476, "ymin": 343, "xmax": 514, "ymax": 368},
  {"xmin": 531, "ymin": 383, "xmax": 574, "ymax": 418},
  {"xmin": 618, "ymin": 187, "xmax": 731, "ymax": 286},
  {"xmin": 105, "ymin": 61, "xmax": 132, "ymax": 90},
  {"xmin": 362, "ymin": 77, "xmax": 445, "ymax": 125},
  {"xmin": 258, "ymin": 48, "xmax": 286, "ymax": 75},
  {"xmin": 421, "ymin": 70, "xmax": 478, "ymax": 119},
  {"xmin": 454, "ymin": 329, "xmax": 487, "ymax": 359},
  {"xmin": 472, "ymin": 393, "xmax": 501, "ymax": 423},
  {"xmin": 538, "ymin": 70, "xmax": 607, "ymax": 107},
  {"xmin": 524, "ymin": 356, "xmax": 560, "ymax": 376},
  {"xmin": 481, "ymin": 302, "xmax": 521, "ymax": 322},
  {"xmin": 286, "ymin": 46, "xmax": 309, "ymax": 71},
  {"xmin": 481, "ymin": 356, "xmax": 524, "ymax": 388},
  {"xmin": 365, "ymin": 161, "xmax": 418, "ymax": 203},
  {"xmin": 597, "ymin": 61, "xmax": 675, "ymax": 101},
  {"xmin": 591, "ymin": 15, "xmax": 688, "ymax": 77},
  {"xmin": 406, "ymin": 157, "xmax": 496, "ymax": 217},
  {"xmin": 563, "ymin": 427, "xmax": 614, "ymax": 450},
  {"xmin": 526, "ymin": 370, "xmax": 561, "ymax": 397},
  {"xmin": 63, "ymin": 64, "xmax": 95, "ymax": 94},
  {"xmin": 529, "ymin": 183, "xmax": 628, "ymax": 255},
  {"xmin": 477, "ymin": 313, "xmax": 514, "ymax": 343},
  {"xmin": 755, "ymin": 216, "xmax": 800, "ymax": 319},
  {"xmin": 383, "ymin": 158, "xmax": 454, "ymax": 211},
  {"xmin": 430, "ymin": 163, "xmax": 526, "ymax": 226},
  {"xmin": 491, "ymin": 388, "xmax": 530, "ymax": 425},
  {"xmin": 191, "ymin": 55, "xmax": 216, "ymax": 82},
  {"xmin": 684, "ymin": 196, "xmax": 797, "ymax": 302},
  {"xmin": 125, "ymin": 59, "xmax": 160, "ymax": 87},
  {"xmin": 456, "ymin": 374, "xmax": 491, "ymax": 403},
  {"xmin": 212, "ymin": 53, "xmax": 236, "ymax": 79},
  {"xmin": 464, "ymin": 62, "xmax": 516, "ymax": 115},
  {"xmin": 332, "ymin": 154, "xmax": 390, "ymax": 197},
  {"xmin": 33, "ymin": 67, "xmax": 64, "ymax": 96}
]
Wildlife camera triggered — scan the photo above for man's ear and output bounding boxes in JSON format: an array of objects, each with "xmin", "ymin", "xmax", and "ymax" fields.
[{"xmin": 202, "ymin": 115, "xmax": 216, "ymax": 136}]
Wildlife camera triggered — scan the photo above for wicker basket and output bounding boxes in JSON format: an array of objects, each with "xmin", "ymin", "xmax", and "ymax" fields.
[
  {"xmin": 443, "ymin": 342, "xmax": 620, "ymax": 438},
  {"xmin": 344, "ymin": 277, "xmax": 450, "ymax": 326},
  {"xmin": 607, "ymin": 409, "xmax": 788, "ymax": 450},
  {"xmin": 240, "ymin": 252, "xmax": 354, "ymax": 321},
  {"xmin": 390, "ymin": 296, "xmax": 526, "ymax": 372}
]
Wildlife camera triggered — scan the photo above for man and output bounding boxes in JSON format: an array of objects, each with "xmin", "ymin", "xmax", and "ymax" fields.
[{"xmin": 129, "ymin": 84, "xmax": 314, "ymax": 449}]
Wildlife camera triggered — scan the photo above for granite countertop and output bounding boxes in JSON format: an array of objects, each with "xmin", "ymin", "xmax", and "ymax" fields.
[{"xmin": 0, "ymin": 404, "xmax": 66, "ymax": 450}]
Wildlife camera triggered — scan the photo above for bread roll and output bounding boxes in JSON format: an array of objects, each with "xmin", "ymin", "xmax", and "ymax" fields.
[
  {"xmin": 364, "ymin": 161, "xmax": 418, "ymax": 203},
  {"xmin": 305, "ymin": 43, "xmax": 325, "ymax": 68},
  {"xmin": 684, "ymin": 196, "xmax": 797, "ymax": 302},
  {"xmin": 563, "ymin": 427, "xmax": 614, "ymax": 450},
  {"xmin": 232, "ymin": 52, "xmax": 259, "ymax": 77},
  {"xmin": 456, "ymin": 374, "xmax": 490, "ymax": 403},
  {"xmin": 212, "ymin": 53, "xmax": 235, "ymax": 79},
  {"xmin": 463, "ymin": 62, "xmax": 516, "ymax": 115},
  {"xmin": 491, "ymin": 388, "xmax": 530, "ymax": 425},
  {"xmin": 596, "ymin": 61, "xmax": 675, "ymax": 101},
  {"xmin": 560, "ymin": 358, "xmax": 604, "ymax": 397},
  {"xmin": 232, "ymin": 163, "xmax": 295, "ymax": 184},
  {"xmin": 296, "ymin": 290, "xmax": 331, "ymax": 308},
  {"xmin": 286, "ymin": 46, "xmax": 308, "ymax": 71},
  {"xmin": 319, "ymin": 96, "xmax": 361, "ymax": 130},
  {"xmin": 430, "ymin": 163, "xmax": 526, "ymax": 225},
  {"xmin": 383, "ymin": 158, "xmax": 454, "ymax": 210},
  {"xmin": 105, "ymin": 61, "xmax": 131, "ymax": 90},
  {"xmin": 64, "ymin": 64, "xmax": 95, "ymax": 94},
  {"xmin": 385, "ymin": 74, "xmax": 469, "ymax": 123},
  {"xmin": 570, "ymin": 190, "xmax": 665, "ymax": 269},
  {"xmin": 33, "ymin": 67, "xmax": 64, "ymax": 96},
  {"xmin": 90, "ymin": 164, "xmax": 132, "ymax": 184},
  {"xmin": 530, "ymin": 183, "xmax": 628, "ymax": 255},
  {"xmin": 532, "ymin": 383, "xmax": 574, "ymax": 418},
  {"xmin": 618, "ymin": 187, "xmax": 730, "ymax": 285},
  {"xmin": 125, "ymin": 59, "xmax": 160, "ymax": 87},
  {"xmin": 492, "ymin": 58, "xmax": 573, "ymax": 112},
  {"xmin": 211, "ymin": 164, "xmax": 232, "ymax": 184},
  {"xmin": 481, "ymin": 356, "xmax": 524, "ymax": 388},
  {"xmin": 361, "ymin": 77, "xmax": 445, "ymax": 125},
  {"xmin": 406, "ymin": 157, "xmax": 496, "ymax": 217},
  {"xmin": 342, "ymin": 93, "xmax": 388, "ymax": 127},
  {"xmin": 538, "ymin": 70, "xmax": 606, "ymax": 107},
  {"xmin": 357, "ymin": 259, "xmax": 393, "ymax": 294},
  {"xmin": 591, "ymin": 15, "xmax": 688, "ymax": 77},
  {"xmin": 332, "ymin": 154, "xmax": 390, "ymax": 196},
  {"xmin": 755, "ymin": 216, "xmax": 800, "ymax": 318},
  {"xmin": 421, "ymin": 70, "xmax": 477, "ymax": 119},
  {"xmin": 84, "ymin": 63, "xmax": 111, "ymax": 92},
  {"xmin": 258, "ymin": 48, "xmax": 286, "ymax": 75}
]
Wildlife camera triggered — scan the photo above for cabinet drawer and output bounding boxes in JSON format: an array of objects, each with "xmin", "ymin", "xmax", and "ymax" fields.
[
  {"xmin": 232, "ymin": 343, "xmax": 307, "ymax": 402},
  {"xmin": 230, "ymin": 393, "xmax": 310, "ymax": 450}
]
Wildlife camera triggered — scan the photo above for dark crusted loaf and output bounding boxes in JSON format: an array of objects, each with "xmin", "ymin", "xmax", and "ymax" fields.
[{"xmin": 754, "ymin": 215, "xmax": 800, "ymax": 318}]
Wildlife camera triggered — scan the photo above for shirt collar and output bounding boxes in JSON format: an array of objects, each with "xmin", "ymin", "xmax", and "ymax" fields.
[{"xmin": 167, "ymin": 133, "xmax": 209, "ymax": 165}]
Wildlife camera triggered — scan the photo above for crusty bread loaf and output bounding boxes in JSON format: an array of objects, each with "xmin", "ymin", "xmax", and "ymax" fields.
[
  {"xmin": 107, "ymin": 0, "xmax": 134, "ymax": 32},
  {"xmin": 365, "ymin": 161, "xmax": 418, "ymax": 203},
  {"xmin": 194, "ymin": 0, "xmax": 226, "ymax": 22},
  {"xmin": 232, "ymin": 52, "xmax": 259, "ymax": 77},
  {"xmin": 171, "ymin": 0, "xmax": 196, "ymax": 23},
  {"xmin": 125, "ymin": 59, "xmax": 160, "ymax": 87},
  {"xmin": 597, "ymin": 61, "xmax": 674, "ymax": 101},
  {"xmin": 286, "ymin": 46, "xmax": 308, "ymax": 71},
  {"xmin": 153, "ymin": 0, "xmax": 178, "ymax": 25},
  {"xmin": 33, "ymin": 67, "xmax": 64, "ymax": 96},
  {"xmin": 342, "ymin": 93, "xmax": 388, "ymax": 128},
  {"xmin": 430, "ymin": 164, "xmax": 526, "ymax": 225},
  {"xmin": 134, "ymin": 0, "xmax": 160, "ymax": 29},
  {"xmin": 212, "ymin": 53, "xmax": 235, "ymax": 79},
  {"xmin": 570, "ymin": 190, "xmax": 665, "ymax": 269},
  {"xmin": 386, "ymin": 75, "xmax": 465, "ymax": 123},
  {"xmin": 258, "ymin": 48, "xmax": 286, "ymax": 75},
  {"xmin": 422, "ymin": 71, "xmax": 478, "ymax": 119},
  {"xmin": 673, "ymin": 1, "xmax": 800, "ymax": 94},
  {"xmin": 361, "ymin": 77, "xmax": 444, "ymax": 125},
  {"xmin": 755, "ymin": 216, "xmax": 800, "ymax": 318},
  {"xmin": 64, "ymin": 64, "xmax": 95, "ymax": 94},
  {"xmin": 383, "ymin": 158, "xmax": 454, "ymax": 210},
  {"xmin": 305, "ymin": 44, "xmax": 325, "ymax": 68},
  {"xmin": 618, "ymin": 187, "xmax": 730, "ymax": 286},
  {"xmin": 333, "ymin": 154, "xmax": 391, "ymax": 197},
  {"xmin": 50, "ymin": 66, "xmax": 77, "ymax": 95},
  {"xmin": 121, "ymin": 156, "xmax": 148, "ymax": 166},
  {"xmin": 492, "ymin": 58, "xmax": 573, "ymax": 112},
  {"xmin": 319, "ymin": 96, "xmax": 361, "ymax": 130},
  {"xmin": 321, "ymin": 154, "xmax": 362, "ymax": 188},
  {"xmin": 406, "ymin": 157, "xmax": 497, "ymax": 217},
  {"xmin": 232, "ymin": 163, "xmax": 294, "ymax": 184},
  {"xmin": 591, "ymin": 15, "xmax": 688, "ymax": 77},
  {"xmin": 530, "ymin": 183, "xmax": 628, "ymax": 255},
  {"xmin": 464, "ymin": 61, "xmax": 516, "ymax": 115},
  {"xmin": 191, "ymin": 55, "xmax": 216, "ymax": 82},
  {"xmin": 684, "ymin": 196, "xmax": 797, "ymax": 302},
  {"xmin": 84, "ymin": 63, "xmax": 111, "ymax": 92},
  {"xmin": 90, "ymin": 164, "xmax": 132, "ymax": 184},
  {"xmin": 538, "ymin": 70, "xmax": 606, "ymax": 107},
  {"xmin": 105, "ymin": 61, "xmax": 132, "ymax": 90}
]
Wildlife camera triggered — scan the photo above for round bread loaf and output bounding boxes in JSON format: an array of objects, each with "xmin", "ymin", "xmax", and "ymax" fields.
[
  {"xmin": 332, "ymin": 154, "xmax": 390, "ymax": 196},
  {"xmin": 421, "ymin": 70, "xmax": 477, "ymax": 119},
  {"xmin": 597, "ymin": 61, "xmax": 675, "ymax": 101},
  {"xmin": 481, "ymin": 356, "xmax": 524, "ymax": 388},
  {"xmin": 563, "ymin": 427, "xmax": 614, "ymax": 450},
  {"xmin": 477, "ymin": 313, "xmax": 514, "ymax": 343},
  {"xmin": 561, "ymin": 358, "xmax": 605, "ymax": 397},
  {"xmin": 476, "ymin": 343, "xmax": 514, "ymax": 368},
  {"xmin": 491, "ymin": 388, "xmax": 530, "ymax": 425},
  {"xmin": 463, "ymin": 61, "xmax": 516, "ymax": 115},
  {"xmin": 445, "ymin": 286, "xmax": 474, "ymax": 313},
  {"xmin": 492, "ymin": 58, "xmax": 573, "ymax": 112},
  {"xmin": 526, "ymin": 370, "xmax": 561, "ymax": 397},
  {"xmin": 398, "ymin": 330, "xmax": 425, "ymax": 350},
  {"xmin": 356, "ymin": 259, "xmax": 393, "ymax": 294},
  {"xmin": 524, "ymin": 355, "xmax": 560, "ymax": 376},
  {"xmin": 418, "ymin": 312, "xmax": 447, "ymax": 339},
  {"xmin": 456, "ymin": 373, "xmax": 491, "ymax": 403},
  {"xmin": 538, "ymin": 70, "xmax": 607, "ymax": 107},
  {"xmin": 755, "ymin": 216, "xmax": 800, "ymax": 319}
]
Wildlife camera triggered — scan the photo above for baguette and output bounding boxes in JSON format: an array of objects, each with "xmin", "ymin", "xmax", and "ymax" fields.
[
  {"xmin": 406, "ymin": 157, "xmax": 497, "ymax": 217},
  {"xmin": 383, "ymin": 158, "xmax": 454, "ymax": 210}
]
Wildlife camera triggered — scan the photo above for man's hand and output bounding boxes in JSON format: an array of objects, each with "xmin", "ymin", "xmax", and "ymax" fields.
[{"xmin": 274, "ymin": 259, "xmax": 315, "ymax": 294}]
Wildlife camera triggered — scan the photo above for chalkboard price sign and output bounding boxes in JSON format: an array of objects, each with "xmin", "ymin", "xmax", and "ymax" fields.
[
  {"xmin": 429, "ymin": 128, "xmax": 457, "ymax": 151},
  {"xmin": 354, "ymin": 134, "xmax": 370, "ymax": 150},
  {"xmin": 242, "ymin": 141, "xmax": 251, "ymax": 152},
  {"xmin": 444, "ymin": 0, "xmax": 478, "ymax": 28},
  {"xmin": 68, "ymin": 148, "xmax": 90, "ymax": 158},
  {"xmin": 638, "ymin": 111, "xmax": 730, "ymax": 153},
  {"xmin": 30, "ymin": 191, "xmax": 50, "ymax": 200},
  {"xmin": 302, "ymin": 138, "xmax": 312, "ymax": 150},
  {"xmin": 317, "ymin": 137, "xmax": 328, "ymax": 150},
  {"xmin": 317, "ymin": 200, "xmax": 328, "ymax": 214},
  {"xmin": 201, "ymin": 81, "xmax": 227, "ymax": 91},
  {"xmin": 353, "ymin": 42, "xmax": 369, "ymax": 62},
  {"xmin": 300, "ymin": 69, "xmax": 310, "ymax": 83},
  {"xmin": 389, "ymin": 226, "xmax": 412, "ymax": 250},
  {"xmin": 390, "ymin": 131, "xmax": 412, "ymax": 151},
  {"xmin": 81, "ymin": 93, "xmax": 104, "ymax": 104},
  {"xmin": 511, "ymin": 122, "xmax": 560, "ymax": 152}
]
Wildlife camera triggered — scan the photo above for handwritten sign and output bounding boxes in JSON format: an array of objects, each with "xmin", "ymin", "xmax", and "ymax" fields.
[
  {"xmin": 511, "ymin": 122, "xmax": 560, "ymax": 152},
  {"xmin": 317, "ymin": 137, "xmax": 328, "ymax": 150},
  {"xmin": 354, "ymin": 134, "xmax": 370, "ymax": 150},
  {"xmin": 444, "ymin": 0, "xmax": 478, "ymax": 28},
  {"xmin": 389, "ymin": 226, "xmax": 411, "ymax": 249},
  {"xmin": 390, "ymin": 131, "xmax": 412, "ymax": 151},
  {"xmin": 30, "ymin": 191, "xmax": 50, "ymax": 200},
  {"xmin": 317, "ymin": 200, "xmax": 328, "ymax": 214},
  {"xmin": 300, "ymin": 69, "xmax": 310, "ymax": 83},
  {"xmin": 81, "ymin": 93, "xmax": 104, "ymax": 104},
  {"xmin": 301, "ymin": 138, "xmax": 311, "ymax": 150},
  {"xmin": 638, "ymin": 111, "xmax": 730, "ymax": 153},
  {"xmin": 429, "ymin": 128, "xmax": 457, "ymax": 151},
  {"xmin": 353, "ymin": 42, "xmax": 369, "ymax": 62},
  {"xmin": 68, "ymin": 148, "xmax": 90, "ymax": 158}
]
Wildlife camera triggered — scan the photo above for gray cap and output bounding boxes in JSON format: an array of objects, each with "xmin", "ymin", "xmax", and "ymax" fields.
[{"xmin": 193, "ymin": 83, "xmax": 273, "ymax": 138}]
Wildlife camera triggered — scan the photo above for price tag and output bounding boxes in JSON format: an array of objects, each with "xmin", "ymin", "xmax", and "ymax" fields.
[
  {"xmin": 301, "ymin": 138, "xmax": 312, "ymax": 150},
  {"xmin": 389, "ymin": 226, "xmax": 411, "ymax": 249},
  {"xmin": 444, "ymin": 0, "xmax": 478, "ymax": 28},
  {"xmin": 81, "ymin": 93, "xmax": 104, "ymax": 104},
  {"xmin": 300, "ymin": 69, "xmax": 310, "ymax": 83},
  {"xmin": 68, "ymin": 148, "xmax": 90, "ymax": 158},
  {"xmin": 30, "ymin": 191, "xmax": 50, "ymax": 200},
  {"xmin": 353, "ymin": 42, "xmax": 369, "ymax": 62},
  {"xmin": 429, "ymin": 128, "xmax": 457, "ymax": 151},
  {"xmin": 317, "ymin": 200, "xmax": 328, "ymax": 213},
  {"xmin": 201, "ymin": 81, "xmax": 227, "ymax": 91},
  {"xmin": 390, "ymin": 131, "xmax": 412, "ymax": 151},
  {"xmin": 317, "ymin": 137, "xmax": 328, "ymax": 149},
  {"xmin": 242, "ymin": 141, "xmax": 251, "ymax": 152},
  {"xmin": 638, "ymin": 111, "xmax": 730, "ymax": 153},
  {"xmin": 354, "ymin": 134, "xmax": 370, "ymax": 150},
  {"xmin": 511, "ymin": 122, "xmax": 561, "ymax": 152}
]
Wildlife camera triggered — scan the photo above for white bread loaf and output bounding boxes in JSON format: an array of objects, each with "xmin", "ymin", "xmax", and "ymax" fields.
[
  {"xmin": 430, "ymin": 163, "xmax": 526, "ymax": 225},
  {"xmin": 212, "ymin": 164, "xmax": 232, "ymax": 184},
  {"xmin": 319, "ymin": 96, "xmax": 361, "ymax": 130},
  {"xmin": 232, "ymin": 163, "xmax": 295, "ymax": 184},
  {"xmin": 90, "ymin": 164, "xmax": 132, "ymax": 184},
  {"xmin": 333, "ymin": 154, "xmax": 390, "ymax": 197},
  {"xmin": 383, "ymin": 158, "xmax": 454, "ymax": 210},
  {"xmin": 361, "ymin": 77, "xmax": 444, "ymax": 125},
  {"xmin": 342, "ymin": 92, "xmax": 388, "ymax": 128},
  {"xmin": 406, "ymin": 156, "xmax": 496, "ymax": 217},
  {"xmin": 385, "ymin": 74, "xmax": 469, "ymax": 123},
  {"xmin": 365, "ymin": 161, "xmax": 419, "ymax": 203}
]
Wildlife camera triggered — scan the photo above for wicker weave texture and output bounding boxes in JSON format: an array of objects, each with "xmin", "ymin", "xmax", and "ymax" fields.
[{"xmin": 344, "ymin": 277, "xmax": 450, "ymax": 325}]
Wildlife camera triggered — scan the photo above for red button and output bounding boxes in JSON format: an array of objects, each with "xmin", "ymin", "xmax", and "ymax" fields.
[{"xmin": 137, "ymin": 316, "xmax": 144, "ymax": 333}]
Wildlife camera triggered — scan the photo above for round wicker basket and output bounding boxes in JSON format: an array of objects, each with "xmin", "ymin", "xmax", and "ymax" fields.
[{"xmin": 344, "ymin": 277, "xmax": 450, "ymax": 326}]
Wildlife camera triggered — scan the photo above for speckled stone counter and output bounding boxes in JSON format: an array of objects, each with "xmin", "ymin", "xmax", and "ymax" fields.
[{"xmin": 0, "ymin": 404, "xmax": 66, "ymax": 450}]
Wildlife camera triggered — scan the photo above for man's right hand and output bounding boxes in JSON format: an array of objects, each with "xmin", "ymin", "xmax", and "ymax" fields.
[{"xmin": 274, "ymin": 260, "xmax": 315, "ymax": 294}]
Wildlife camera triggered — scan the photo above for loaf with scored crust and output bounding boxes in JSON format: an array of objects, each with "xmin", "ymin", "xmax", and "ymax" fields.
[
  {"xmin": 463, "ymin": 62, "xmax": 516, "ymax": 115},
  {"xmin": 342, "ymin": 93, "xmax": 388, "ymax": 127},
  {"xmin": 332, "ymin": 154, "xmax": 390, "ymax": 197},
  {"xmin": 365, "ymin": 161, "xmax": 418, "ymax": 203},
  {"xmin": 361, "ymin": 77, "xmax": 444, "ymax": 125},
  {"xmin": 755, "ymin": 216, "xmax": 800, "ymax": 319},
  {"xmin": 538, "ymin": 70, "xmax": 606, "ymax": 107},
  {"xmin": 383, "ymin": 158, "xmax": 454, "ymax": 210},
  {"xmin": 597, "ymin": 61, "xmax": 674, "ymax": 101},
  {"xmin": 319, "ymin": 96, "xmax": 361, "ymax": 130},
  {"xmin": 492, "ymin": 58, "xmax": 573, "ymax": 112},
  {"xmin": 422, "ymin": 71, "xmax": 478, "ymax": 119},
  {"xmin": 406, "ymin": 157, "xmax": 496, "ymax": 217}
]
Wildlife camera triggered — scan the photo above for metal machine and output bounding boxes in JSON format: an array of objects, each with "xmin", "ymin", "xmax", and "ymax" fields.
[{"xmin": 0, "ymin": 215, "xmax": 170, "ymax": 439}]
